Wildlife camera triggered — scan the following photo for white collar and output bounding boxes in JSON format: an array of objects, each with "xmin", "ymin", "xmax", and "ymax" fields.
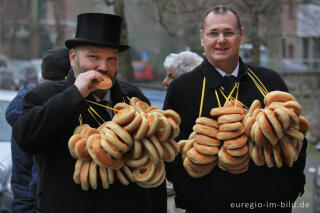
[
  {"xmin": 215, "ymin": 62, "xmax": 239, "ymax": 78},
  {"xmin": 92, "ymin": 90, "xmax": 111, "ymax": 104}
]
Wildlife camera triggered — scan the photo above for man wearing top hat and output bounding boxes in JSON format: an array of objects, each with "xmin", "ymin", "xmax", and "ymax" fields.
[{"xmin": 13, "ymin": 13, "xmax": 166, "ymax": 213}]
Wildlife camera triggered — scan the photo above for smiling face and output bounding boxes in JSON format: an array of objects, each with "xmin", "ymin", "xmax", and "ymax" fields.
[
  {"xmin": 70, "ymin": 45, "xmax": 119, "ymax": 83},
  {"xmin": 200, "ymin": 11, "xmax": 244, "ymax": 73}
]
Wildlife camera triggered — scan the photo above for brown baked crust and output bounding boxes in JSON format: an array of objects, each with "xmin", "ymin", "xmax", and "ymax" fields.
[
  {"xmin": 219, "ymin": 122, "xmax": 242, "ymax": 132},
  {"xmin": 264, "ymin": 91, "xmax": 296, "ymax": 106},
  {"xmin": 193, "ymin": 142, "xmax": 219, "ymax": 155},
  {"xmin": 94, "ymin": 74, "xmax": 112, "ymax": 90},
  {"xmin": 224, "ymin": 134, "xmax": 248, "ymax": 149},
  {"xmin": 226, "ymin": 144, "xmax": 248, "ymax": 157},
  {"xmin": 217, "ymin": 113, "xmax": 244, "ymax": 124},
  {"xmin": 193, "ymin": 124, "xmax": 219, "ymax": 138},
  {"xmin": 216, "ymin": 127, "xmax": 245, "ymax": 140},
  {"xmin": 187, "ymin": 147, "xmax": 217, "ymax": 164},
  {"xmin": 194, "ymin": 134, "xmax": 221, "ymax": 146},
  {"xmin": 196, "ymin": 117, "xmax": 219, "ymax": 128},
  {"xmin": 210, "ymin": 107, "xmax": 244, "ymax": 117}
]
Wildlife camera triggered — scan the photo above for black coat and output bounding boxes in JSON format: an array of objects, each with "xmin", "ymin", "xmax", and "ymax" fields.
[
  {"xmin": 13, "ymin": 70, "xmax": 166, "ymax": 213},
  {"xmin": 163, "ymin": 57, "xmax": 307, "ymax": 213}
]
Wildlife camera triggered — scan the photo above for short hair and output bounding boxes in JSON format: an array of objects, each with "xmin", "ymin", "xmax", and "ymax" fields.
[
  {"xmin": 202, "ymin": 6, "xmax": 242, "ymax": 30},
  {"xmin": 163, "ymin": 51, "xmax": 203, "ymax": 76}
]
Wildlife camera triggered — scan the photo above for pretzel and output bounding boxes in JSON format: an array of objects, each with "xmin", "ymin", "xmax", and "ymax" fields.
[
  {"xmin": 102, "ymin": 128, "xmax": 129, "ymax": 153},
  {"xmin": 80, "ymin": 160, "xmax": 90, "ymax": 191},
  {"xmin": 272, "ymin": 144, "xmax": 283, "ymax": 168},
  {"xmin": 87, "ymin": 134, "xmax": 124, "ymax": 169},
  {"xmin": 219, "ymin": 122, "xmax": 242, "ymax": 132},
  {"xmin": 94, "ymin": 74, "xmax": 112, "ymax": 89},
  {"xmin": 113, "ymin": 106, "xmax": 136, "ymax": 125},
  {"xmin": 193, "ymin": 142, "xmax": 219, "ymax": 155},
  {"xmin": 73, "ymin": 159, "xmax": 83, "ymax": 184},
  {"xmin": 257, "ymin": 112, "xmax": 278, "ymax": 145},
  {"xmin": 217, "ymin": 113, "xmax": 244, "ymax": 124},
  {"xmin": 146, "ymin": 113, "xmax": 159, "ymax": 137},
  {"xmin": 133, "ymin": 115, "xmax": 149, "ymax": 140},
  {"xmin": 123, "ymin": 112, "xmax": 142, "ymax": 133},
  {"xmin": 298, "ymin": 115, "xmax": 310, "ymax": 136},
  {"xmin": 89, "ymin": 160, "xmax": 98, "ymax": 189},
  {"xmin": 226, "ymin": 144, "xmax": 248, "ymax": 157},
  {"xmin": 156, "ymin": 116, "xmax": 172, "ymax": 142},
  {"xmin": 196, "ymin": 117, "xmax": 219, "ymax": 128},
  {"xmin": 193, "ymin": 124, "xmax": 219, "ymax": 138},
  {"xmin": 164, "ymin": 109, "xmax": 181, "ymax": 126},
  {"xmin": 99, "ymin": 166, "xmax": 110, "ymax": 189},
  {"xmin": 210, "ymin": 107, "xmax": 244, "ymax": 117},
  {"xmin": 264, "ymin": 108, "xmax": 283, "ymax": 139},
  {"xmin": 187, "ymin": 148, "xmax": 217, "ymax": 165},
  {"xmin": 223, "ymin": 134, "xmax": 247, "ymax": 149},
  {"xmin": 194, "ymin": 134, "xmax": 221, "ymax": 147},
  {"xmin": 216, "ymin": 127, "xmax": 244, "ymax": 141},
  {"xmin": 264, "ymin": 91, "xmax": 296, "ymax": 106},
  {"xmin": 104, "ymin": 121, "xmax": 133, "ymax": 146},
  {"xmin": 132, "ymin": 160, "xmax": 156, "ymax": 182}
]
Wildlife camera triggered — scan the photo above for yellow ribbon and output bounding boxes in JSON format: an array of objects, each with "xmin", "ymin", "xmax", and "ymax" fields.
[
  {"xmin": 85, "ymin": 100, "xmax": 119, "ymax": 112},
  {"xmin": 198, "ymin": 67, "xmax": 268, "ymax": 117},
  {"xmin": 88, "ymin": 106, "xmax": 106, "ymax": 123},
  {"xmin": 87, "ymin": 108, "xmax": 101, "ymax": 125},
  {"xmin": 199, "ymin": 77, "xmax": 206, "ymax": 117},
  {"xmin": 78, "ymin": 114, "xmax": 83, "ymax": 125}
]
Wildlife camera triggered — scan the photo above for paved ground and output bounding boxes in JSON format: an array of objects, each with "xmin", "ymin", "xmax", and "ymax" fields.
[{"xmin": 293, "ymin": 143, "xmax": 319, "ymax": 213}]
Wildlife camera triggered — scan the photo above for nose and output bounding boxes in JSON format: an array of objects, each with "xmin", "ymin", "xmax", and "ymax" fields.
[
  {"xmin": 97, "ymin": 60, "xmax": 109, "ymax": 72},
  {"xmin": 217, "ymin": 33, "xmax": 226, "ymax": 43}
]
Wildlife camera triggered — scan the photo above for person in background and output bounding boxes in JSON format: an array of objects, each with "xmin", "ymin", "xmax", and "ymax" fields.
[
  {"xmin": 5, "ymin": 47, "xmax": 70, "ymax": 213},
  {"xmin": 162, "ymin": 51, "xmax": 203, "ymax": 213},
  {"xmin": 163, "ymin": 51, "xmax": 203, "ymax": 92}
]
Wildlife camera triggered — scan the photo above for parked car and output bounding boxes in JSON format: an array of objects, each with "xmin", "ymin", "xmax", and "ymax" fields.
[
  {"xmin": 0, "ymin": 55, "xmax": 15, "ymax": 90},
  {"xmin": 0, "ymin": 89, "xmax": 16, "ymax": 212},
  {"xmin": 132, "ymin": 61, "xmax": 154, "ymax": 81}
]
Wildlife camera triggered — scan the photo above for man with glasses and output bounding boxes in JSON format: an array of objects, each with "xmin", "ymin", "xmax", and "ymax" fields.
[
  {"xmin": 13, "ymin": 13, "xmax": 166, "ymax": 213},
  {"xmin": 164, "ymin": 6, "xmax": 306, "ymax": 213}
]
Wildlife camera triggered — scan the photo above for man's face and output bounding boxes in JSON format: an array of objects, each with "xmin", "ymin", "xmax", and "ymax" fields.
[
  {"xmin": 70, "ymin": 45, "xmax": 119, "ymax": 83},
  {"xmin": 200, "ymin": 11, "xmax": 243, "ymax": 69}
]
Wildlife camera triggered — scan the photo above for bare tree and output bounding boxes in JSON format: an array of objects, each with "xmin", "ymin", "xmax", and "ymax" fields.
[
  {"xmin": 105, "ymin": 0, "xmax": 134, "ymax": 82},
  {"xmin": 30, "ymin": 0, "xmax": 40, "ymax": 58},
  {"xmin": 0, "ymin": 0, "xmax": 9, "ymax": 51},
  {"xmin": 233, "ymin": 0, "xmax": 283, "ymax": 67},
  {"xmin": 52, "ymin": 0, "xmax": 64, "ymax": 46}
]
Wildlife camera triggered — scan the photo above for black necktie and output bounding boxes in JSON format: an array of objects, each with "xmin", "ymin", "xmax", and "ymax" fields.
[
  {"xmin": 97, "ymin": 100, "xmax": 111, "ymax": 122},
  {"xmin": 223, "ymin": 75, "xmax": 237, "ymax": 95}
]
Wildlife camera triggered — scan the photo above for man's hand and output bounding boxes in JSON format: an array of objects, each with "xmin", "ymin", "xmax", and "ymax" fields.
[{"xmin": 74, "ymin": 70, "xmax": 104, "ymax": 97}]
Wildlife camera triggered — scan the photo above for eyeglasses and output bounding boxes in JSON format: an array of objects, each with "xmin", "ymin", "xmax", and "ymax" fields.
[{"xmin": 204, "ymin": 30, "xmax": 239, "ymax": 38}]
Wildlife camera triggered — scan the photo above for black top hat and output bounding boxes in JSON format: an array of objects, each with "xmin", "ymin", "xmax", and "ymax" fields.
[{"xmin": 65, "ymin": 13, "xmax": 129, "ymax": 52}]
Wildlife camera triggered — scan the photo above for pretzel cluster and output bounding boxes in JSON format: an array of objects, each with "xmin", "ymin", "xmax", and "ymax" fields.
[
  {"xmin": 243, "ymin": 91, "xmax": 310, "ymax": 168},
  {"xmin": 179, "ymin": 117, "xmax": 220, "ymax": 178},
  {"xmin": 213, "ymin": 101, "xmax": 250, "ymax": 174},
  {"xmin": 68, "ymin": 97, "xmax": 180, "ymax": 190}
]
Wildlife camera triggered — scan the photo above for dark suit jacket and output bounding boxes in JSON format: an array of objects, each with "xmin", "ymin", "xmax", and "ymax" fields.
[
  {"xmin": 164, "ymin": 57, "xmax": 307, "ymax": 213},
  {"xmin": 13, "ymin": 70, "xmax": 166, "ymax": 213}
]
